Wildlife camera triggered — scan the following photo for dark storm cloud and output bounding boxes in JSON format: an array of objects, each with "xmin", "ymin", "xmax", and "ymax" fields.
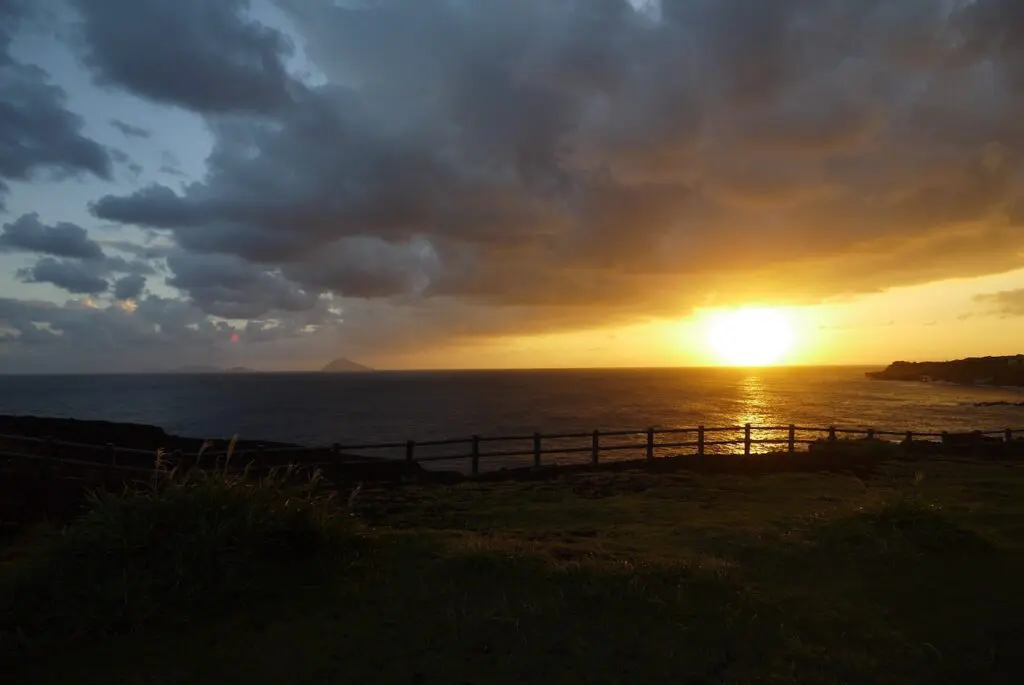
[
  {"xmin": 279, "ymin": 236, "xmax": 441, "ymax": 299},
  {"xmin": 0, "ymin": 213, "xmax": 105, "ymax": 260},
  {"xmin": 92, "ymin": 184, "xmax": 205, "ymax": 229},
  {"xmin": 12, "ymin": 244, "xmax": 156, "ymax": 295},
  {"xmin": 165, "ymin": 251, "xmax": 318, "ymax": 319},
  {"xmin": 17, "ymin": 257, "xmax": 109, "ymax": 294},
  {"xmin": 0, "ymin": 3, "xmax": 111, "ymax": 208},
  {"xmin": 110, "ymin": 119, "xmax": 151, "ymax": 139},
  {"xmin": 7, "ymin": 0, "xmax": 1015, "ymax": 363},
  {"xmin": 71, "ymin": 0, "xmax": 300, "ymax": 113},
  {"xmin": 113, "ymin": 273, "xmax": 146, "ymax": 300}
]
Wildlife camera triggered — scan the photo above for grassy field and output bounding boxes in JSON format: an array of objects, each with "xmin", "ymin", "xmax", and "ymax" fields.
[{"xmin": 4, "ymin": 456, "xmax": 1024, "ymax": 684}]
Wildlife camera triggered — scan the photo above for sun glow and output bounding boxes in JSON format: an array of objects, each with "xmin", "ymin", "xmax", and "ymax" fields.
[{"xmin": 705, "ymin": 307, "xmax": 795, "ymax": 366}]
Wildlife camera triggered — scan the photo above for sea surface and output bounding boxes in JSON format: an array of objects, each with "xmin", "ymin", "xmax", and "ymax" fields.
[{"xmin": 2, "ymin": 367, "xmax": 1024, "ymax": 466}]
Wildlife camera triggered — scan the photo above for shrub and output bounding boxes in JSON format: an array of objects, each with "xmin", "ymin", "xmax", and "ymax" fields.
[{"xmin": 1, "ymin": 461, "xmax": 352, "ymax": 648}]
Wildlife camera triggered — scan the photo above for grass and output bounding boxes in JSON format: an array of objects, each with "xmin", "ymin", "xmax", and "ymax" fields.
[
  {"xmin": 4, "ymin": 457, "xmax": 1024, "ymax": 683},
  {"xmin": 1, "ymin": 456, "xmax": 351, "ymax": 651}
]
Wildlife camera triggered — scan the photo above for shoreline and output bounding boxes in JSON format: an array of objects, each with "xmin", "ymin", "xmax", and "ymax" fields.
[
  {"xmin": 0, "ymin": 413, "xmax": 303, "ymax": 453},
  {"xmin": 867, "ymin": 355, "xmax": 1024, "ymax": 387}
]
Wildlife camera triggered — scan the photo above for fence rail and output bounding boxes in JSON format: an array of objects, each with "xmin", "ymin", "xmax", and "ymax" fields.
[{"xmin": 4, "ymin": 424, "xmax": 1024, "ymax": 476}]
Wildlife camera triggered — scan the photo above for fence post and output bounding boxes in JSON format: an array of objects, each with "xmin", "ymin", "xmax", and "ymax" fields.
[
  {"xmin": 591, "ymin": 430, "xmax": 600, "ymax": 465},
  {"xmin": 1006, "ymin": 428, "xmax": 1014, "ymax": 443},
  {"xmin": 867, "ymin": 428, "xmax": 875, "ymax": 441},
  {"xmin": 533, "ymin": 432, "xmax": 542, "ymax": 468},
  {"xmin": 331, "ymin": 442, "xmax": 340, "ymax": 457},
  {"xmin": 788, "ymin": 424, "xmax": 796, "ymax": 454},
  {"xmin": 744, "ymin": 424, "xmax": 752, "ymax": 456},
  {"xmin": 646, "ymin": 427, "xmax": 654, "ymax": 461},
  {"xmin": 828, "ymin": 426, "xmax": 837, "ymax": 442},
  {"xmin": 904, "ymin": 431, "xmax": 914, "ymax": 454},
  {"xmin": 471, "ymin": 435, "xmax": 480, "ymax": 475},
  {"xmin": 697, "ymin": 425, "xmax": 705, "ymax": 457},
  {"xmin": 406, "ymin": 440, "xmax": 415, "ymax": 464},
  {"xmin": 107, "ymin": 442, "xmax": 116, "ymax": 466},
  {"xmin": 941, "ymin": 431, "xmax": 949, "ymax": 446}
]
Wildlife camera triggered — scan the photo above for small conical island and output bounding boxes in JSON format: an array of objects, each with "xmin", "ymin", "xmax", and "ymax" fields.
[{"xmin": 321, "ymin": 357, "xmax": 373, "ymax": 373}]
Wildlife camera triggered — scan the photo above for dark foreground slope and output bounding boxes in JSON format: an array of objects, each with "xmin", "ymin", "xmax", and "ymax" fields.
[{"xmin": 4, "ymin": 458, "xmax": 1024, "ymax": 684}]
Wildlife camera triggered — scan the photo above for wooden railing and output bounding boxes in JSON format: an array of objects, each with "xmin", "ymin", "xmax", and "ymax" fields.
[
  {"xmin": 6, "ymin": 424, "xmax": 1021, "ymax": 475},
  {"xmin": 331, "ymin": 425, "xmax": 1024, "ymax": 474}
]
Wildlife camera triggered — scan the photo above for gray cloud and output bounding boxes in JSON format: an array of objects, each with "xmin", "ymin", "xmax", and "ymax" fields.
[
  {"xmin": 93, "ymin": 184, "xmax": 204, "ymax": 229},
  {"xmin": 17, "ymin": 257, "xmax": 110, "ymax": 294},
  {"xmin": 0, "ymin": 213, "xmax": 105, "ymax": 260},
  {"xmin": 0, "ymin": 4, "xmax": 111, "ymax": 208},
  {"xmin": 13, "ymin": 247, "xmax": 156, "ymax": 296},
  {"xmin": 280, "ymin": 236, "xmax": 441, "ymax": 299},
  {"xmin": 110, "ymin": 118, "xmax": 151, "ymax": 138},
  {"xmin": 71, "ymin": 0, "xmax": 300, "ymax": 113},
  {"xmin": 165, "ymin": 251, "xmax": 318, "ymax": 319},
  {"xmin": 0, "ymin": 296, "xmax": 227, "ymax": 373},
  {"xmin": 975, "ymin": 289, "xmax": 1024, "ymax": 316},
  {"xmin": 0, "ymin": 295, "xmax": 349, "ymax": 373},
  {"xmin": 113, "ymin": 273, "xmax": 146, "ymax": 300}
]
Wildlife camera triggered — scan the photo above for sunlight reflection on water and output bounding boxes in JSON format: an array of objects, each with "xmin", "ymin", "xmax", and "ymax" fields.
[{"xmin": 734, "ymin": 374, "xmax": 786, "ymax": 454}]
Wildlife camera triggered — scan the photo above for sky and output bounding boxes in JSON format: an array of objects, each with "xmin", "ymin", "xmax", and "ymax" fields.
[{"xmin": 1, "ymin": 0, "xmax": 1023, "ymax": 373}]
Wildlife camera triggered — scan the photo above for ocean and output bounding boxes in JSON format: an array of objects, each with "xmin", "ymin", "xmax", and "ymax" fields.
[{"xmin": 1, "ymin": 368, "xmax": 1023, "ymax": 458}]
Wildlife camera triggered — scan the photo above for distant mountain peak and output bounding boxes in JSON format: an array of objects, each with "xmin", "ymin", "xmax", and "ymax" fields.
[{"xmin": 321, "ymin": 357, "xmax": 372, "ymax": 373}]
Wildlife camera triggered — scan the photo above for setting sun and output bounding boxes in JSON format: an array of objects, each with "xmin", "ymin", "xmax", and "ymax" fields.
[{"xmin": 706, "ymin": 308, "xmax": 795, "ymax": 366}]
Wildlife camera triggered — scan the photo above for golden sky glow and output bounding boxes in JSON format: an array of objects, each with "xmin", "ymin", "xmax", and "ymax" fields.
[{"xmin": 371, "ymin": 267, "xmax": 1024, "ymax": 370}]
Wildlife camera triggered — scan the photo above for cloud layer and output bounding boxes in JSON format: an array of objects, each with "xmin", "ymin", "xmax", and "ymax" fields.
[
  {"xmin": 2, "ymin": 0, "xmax": 1024, "ymax": 370},
  {"xmin": 1, "ymin": 1, "xmax": 112, "ymax": 209}
]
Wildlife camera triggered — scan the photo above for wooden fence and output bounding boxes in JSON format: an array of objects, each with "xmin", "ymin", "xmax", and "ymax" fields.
[
  {"xmin": 331, "ymin": 424, "xmax": 1024, "ymax": 474},
  {"xmin": 3, "ymin": 424, "xmax": 1023, "ymax": 475}
]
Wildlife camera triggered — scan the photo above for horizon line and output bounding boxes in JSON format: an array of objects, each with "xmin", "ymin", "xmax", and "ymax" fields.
[{"xmin": 0, "ymin": 362, "xmax": 893, "ymax": 376}]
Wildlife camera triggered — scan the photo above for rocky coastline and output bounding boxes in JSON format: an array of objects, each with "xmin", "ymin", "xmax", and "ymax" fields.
[
  {"xmin": 0, "ymin": 413, "xmax": 294, "ymax": 453},
  {"xmin": 0, "ymin": 413, "xmax": 427, "ymax": 481},
  {"xmin": 867, "ymin": 356, "xmax": 1024, "ymax": 387}
]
